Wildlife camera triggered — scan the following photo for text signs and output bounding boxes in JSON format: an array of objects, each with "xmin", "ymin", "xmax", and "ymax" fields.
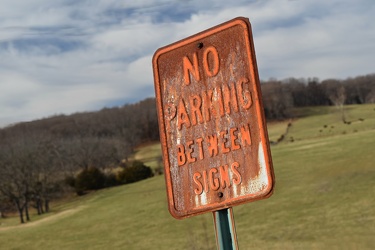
[{"xmin": 152, "ymin": 17, "xmax": 274, "ymax": 219}]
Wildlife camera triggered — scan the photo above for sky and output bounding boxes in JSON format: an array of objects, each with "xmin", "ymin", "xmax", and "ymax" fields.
[{"xmin": 0, "ymin": 0, "xmax": 374, "ymax": 127}]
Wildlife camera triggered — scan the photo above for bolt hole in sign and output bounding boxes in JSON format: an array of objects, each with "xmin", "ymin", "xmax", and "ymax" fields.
[{"xmin": 152, "ymin": 17, "xmax": 275, "ymax": 219}]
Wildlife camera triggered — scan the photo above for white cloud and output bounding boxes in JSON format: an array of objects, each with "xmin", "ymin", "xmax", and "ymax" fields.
[{"xmin": 0, "ymin": 0, "xmax": 374, "ymax": 127}]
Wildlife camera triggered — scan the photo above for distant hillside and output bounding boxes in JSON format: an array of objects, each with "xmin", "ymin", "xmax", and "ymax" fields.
[
  {"xmin": 1, "ymin": 104, "xmax": 374, "ymax": 249},
  {"xmin": 0, "ymin": 98, "xmax": 159, "ymax": 223},
  {"xmin": 0, "ymin": 73, "xmax": 374, "ymax": 226},
  {"xmin": 2, "ymin": 74, "xmax": 375, "ymax": 134},
  {"xmin": 1, "ymin": 97, "xmax": 159, "ymax": 145},
  {"xmin": 260, "ymin": 73, "xmax": 375, "ymax": 120}
]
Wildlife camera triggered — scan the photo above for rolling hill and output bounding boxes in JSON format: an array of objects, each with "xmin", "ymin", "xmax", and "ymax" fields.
[{"xmin": 1, "ymin": 104, "xmax": 374, "ymax": 249}]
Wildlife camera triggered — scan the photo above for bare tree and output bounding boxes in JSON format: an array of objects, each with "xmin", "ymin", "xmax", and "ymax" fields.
[
  {"xmin": 31, "ymin": 137, "xmax": 65, "ymax": 214},
  {"xmin": 0, "ymin": 139, "xmax": 34, "ymax": 223},
  {"xmin": 0, "ymin": 129, "xmax": 64, "ymax": 222},
  {"xmin": 261, "ymin": 80, "xmax": 294, "ymax": 120},
  {"xmin": 321, "ymin": 79, "xmax": 347, "ymax": 123}
]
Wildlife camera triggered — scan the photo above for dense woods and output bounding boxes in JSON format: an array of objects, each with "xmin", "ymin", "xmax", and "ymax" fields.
[
  {"xmin": 261, "ymin": 74, "xmax": 375, "ymax": 120},
  {"xmin": 0, "ymin": 98, "xmax": 158, "ymax": 223},
  {"xmin": 1, "ymin": 73, "xmax": 375, "ymax": 223}
]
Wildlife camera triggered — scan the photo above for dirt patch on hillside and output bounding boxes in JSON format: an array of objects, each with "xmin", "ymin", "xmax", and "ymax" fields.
[
  {"xmin": 0, "ymin": 206, "xmax": 84, "ymax": 231},
  {"xmin": 270, "ymin": 119, "xmax": 294, "ymax": 145},
  {"xmin": 296, "ymin": 141, "xmax": 332, "ymax": 150}
]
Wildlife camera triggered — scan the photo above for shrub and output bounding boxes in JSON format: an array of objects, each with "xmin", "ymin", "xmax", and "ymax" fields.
[
  {"xmin": 64, "ymin": 175, "xmax": 76, "ymax": 188},
  {"xmin": 75, "ymin": 167, "xmax": 106, "ymax": 193},
  {"xmin": 117, "ymin": 160, "xmax": 154, "ymax": 184},
  {"xmin": 104, "ymin": 173, "xmax": 120, "ymax": 187}
]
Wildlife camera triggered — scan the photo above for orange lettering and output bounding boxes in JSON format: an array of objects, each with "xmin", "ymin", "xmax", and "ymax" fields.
[
  {"xmin": 214, "ymin": 87, "xmax": 225, "ymax": 117},
  {"xmin": 183, "ymin": 54, "xmax": 200, "ymax": 85},
  {"xmin": 220, "ymin": 130, "xmax": 230, "ymax": 154},
  {"xmin": 209, "ymin": 168, "xmax": 220, "ymax": 191},
  {"xmin": 203, "ymin": 170, "xmax": 209, "ymax": 193},
  {"xmin": 177, "ymin": 98, "xmax": 191, "ymax": 130},
  {"xmin": 186, "ymin": 140, "xmax": 196, "ymax": 163},
  {"xmin": 193, "ymin": 172, "xmax": 203, "ymax": 195},
  {"xmin": 203, "ymin": 46, "xmax": 220, "ymax": 77},
  {"xmin": 189, "ymin": 95, "xmax": 203, "ymax": 126},
  {"xmin": 177, "ymin": 144, "xmax": 186, "ymax": 166},
  {"xmin": 219, "ymin": 165, "xmax": 231, "ymax": 189},
  {"xmin": 240, "ymin": 124, "xmax": 251, "ymax": 146},
  {"xmin": 231, "ymin": 162, "xmax": 242, "ymax": 185},
  {"xmin": 196, "ymin": 137, "xmax": 204, "ymax": 160},
  {"xmin": 223, "ymin": 82, "xmax": 239, "ymax": 114},
  {"xmin": 194, "ymin": 162, "xmax": 242, "ymax": 194},
  {"xmin": 207, "ymin": 135, "xmax": 218, "ymax": 157},
  {"xmin": 237, "ymin": 77, "xmax": 252, "ymax": 110},
  {"xmin": 230, "ymin": 127, "xmax": 241, "ymax": 151},
  {"xmin": 202, "ymin": 90, "xmax": 213, "ymax": 122}
]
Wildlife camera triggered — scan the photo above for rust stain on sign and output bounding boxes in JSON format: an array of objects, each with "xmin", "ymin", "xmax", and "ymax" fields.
[{"xmin": 152, "ymin": 17, "xmax": 275, "ymax": 219}]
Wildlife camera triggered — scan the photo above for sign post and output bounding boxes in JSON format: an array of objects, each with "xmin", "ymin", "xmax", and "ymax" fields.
[
  {"xmin": 213, "ymin": 208, "xmax": 238, "ymax": 250},
  {"xmin": 153, "ymin": 17, "xmax": 274, "ymax": 248}
]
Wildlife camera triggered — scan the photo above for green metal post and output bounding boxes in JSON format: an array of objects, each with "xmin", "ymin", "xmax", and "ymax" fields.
[{"xmin": 213, "ymin": 208, "xmax": 238, "ymax": 250}]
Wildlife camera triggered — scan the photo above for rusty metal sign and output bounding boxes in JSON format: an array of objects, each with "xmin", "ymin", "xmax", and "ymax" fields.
[{"xmin": 152, "ymin": 17, "xmax": 274, "ymax": 219}]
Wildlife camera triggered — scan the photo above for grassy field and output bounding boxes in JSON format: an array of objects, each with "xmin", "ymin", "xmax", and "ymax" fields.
[
  {"xmin": 1, "ymin": 104, "xmax": 375, "ymax": 249},
  {"xmin": 133, "ymin": 142, "xmax": 162, "ymax": 170}
]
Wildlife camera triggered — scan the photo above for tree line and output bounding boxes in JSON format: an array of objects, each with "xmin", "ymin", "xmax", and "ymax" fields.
[
  {"xmin": 0, "ymin": 98, "xmax": 158, "ymax": 223},
  {"xmin": 1, "ymin": 73, "xmax": 374, "ymax": 223},
  {"xmin": 261, "ymin": 74, "xmax": 375, "ymax": 120}
]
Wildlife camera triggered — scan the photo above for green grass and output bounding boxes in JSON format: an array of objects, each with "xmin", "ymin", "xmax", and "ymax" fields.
[
  {"xmin": 287, "ymin": 104, "xmax": 375, "ymax": 141},
  {"xmin": 133, "ymin": 142, "xmax": 162, "ymax": 170},
  {"xmin": 266, "ymin": 120, "xmax": 290, "ymax": 143},
  {"xmin": 1, "ymin": 104, "xmax": 375, "ymax": 249},
  {"xmin": 235, "ymin": 129, "xmax": 375, "ymax": 249}
]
